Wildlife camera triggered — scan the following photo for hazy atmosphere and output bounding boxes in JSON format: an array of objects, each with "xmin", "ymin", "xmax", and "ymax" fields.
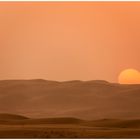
[
  {"xmin": 0, "ymin": 2, "xmax": 140, "ymax": 82},
  {"xmin": 0, "ymin": 2, "xmax": 140, "ymax": 138}
]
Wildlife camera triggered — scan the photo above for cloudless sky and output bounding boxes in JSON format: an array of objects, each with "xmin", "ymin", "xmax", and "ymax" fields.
[{"xmin": 0, "ymin": 2, "xmax": 140, "ymax": 82}]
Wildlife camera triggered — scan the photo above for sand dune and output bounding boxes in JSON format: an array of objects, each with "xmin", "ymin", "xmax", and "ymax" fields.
[
  {"xmin": 0, "ymin": 113, "xmax": 28, "ymax": 120},
  {"xmin": 0, "ymin": 114, "xmax": 140, "ymax": 138},
  {"xmin": 0, "ymin": 113, "xmax": 140, "ymax": 129},
  {"xmin": 0, "ymin": 79, "xmax": 140, "ymax": 119}
]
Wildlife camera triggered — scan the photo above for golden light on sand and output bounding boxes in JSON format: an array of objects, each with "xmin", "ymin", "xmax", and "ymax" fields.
[{"xmin": 118, "ymin": 69, "xmax": 140, "ymax": 84}]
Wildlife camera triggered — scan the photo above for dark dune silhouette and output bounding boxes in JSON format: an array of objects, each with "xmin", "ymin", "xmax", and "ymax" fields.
[
  {"xmin": 1, "ymin": 114, "xmax": 140, "ymax": 129},
  {"xmin": 0, "ymin": 114, "xmax": 140, "ymax": 138},
  {"xmin": 0, "ymin": 113, "xmax": 28, "ymax": 120},
  {"xmin": 0, "ymin": 79, "xmax": 140, "ymax": 119}
]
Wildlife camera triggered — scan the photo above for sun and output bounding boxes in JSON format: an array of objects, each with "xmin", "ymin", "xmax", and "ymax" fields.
[{"xmin": 118, "ymin": 69, "xmax": 140, "ymax": 84}]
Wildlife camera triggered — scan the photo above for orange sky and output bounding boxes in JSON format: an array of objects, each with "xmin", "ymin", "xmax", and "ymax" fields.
[{"xmin": 0, "ymin": 2, "xmax": 140, "ymax": 82}]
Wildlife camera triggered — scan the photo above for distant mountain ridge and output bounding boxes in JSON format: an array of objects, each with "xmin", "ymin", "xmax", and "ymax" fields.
[{"xmin": 0, "ymin": 79, "xmax": 140, "ymax": 119}]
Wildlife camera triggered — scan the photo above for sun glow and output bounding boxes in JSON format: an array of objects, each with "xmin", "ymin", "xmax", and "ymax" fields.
[{"xmin": 118, "ymin": 69, "xmax": 140, "ymax": 84}]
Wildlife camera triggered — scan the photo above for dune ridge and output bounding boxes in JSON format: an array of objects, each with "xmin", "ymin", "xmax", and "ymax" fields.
[
  {"xmin": 0, "ymin": 79, "xmax": 140, "ymax": 119},
  {"xmin": 0, "ymin": 113, "xmax": 140, "ymax": 129}
]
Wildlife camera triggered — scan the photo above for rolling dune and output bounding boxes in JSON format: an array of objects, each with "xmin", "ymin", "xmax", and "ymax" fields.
[
  {"xmin": 0, "ymin": 114, "xmax": 140, "ymax": 138},
  {"xmin": 0, "ymin": 79, "xmax": 140, "ymax": 119}
]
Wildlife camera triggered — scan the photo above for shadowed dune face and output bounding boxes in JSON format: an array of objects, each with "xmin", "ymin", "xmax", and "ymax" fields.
[
  {"xmin": 0, "ymin": 79, "xmax": 140, "ymax": 119},
  {"xmin": 1, "ymin": 115, "xmax": 140, "ymax": 138},
  {"xmin": 1, "ymin": 114, "xmax": 140, "ymax": 131},
  {"xmin": 0, "ymin": 113, "xmax": 28, "ymax": 120},
  {"xmin": 1, "ymin": 113, "xmax": 140, "ymax": 130}
]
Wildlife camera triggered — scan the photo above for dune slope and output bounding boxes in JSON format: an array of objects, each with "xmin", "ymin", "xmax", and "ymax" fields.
[{"xmin": 0, "ymin": 79, "xmax": 140, "ymax": 119}]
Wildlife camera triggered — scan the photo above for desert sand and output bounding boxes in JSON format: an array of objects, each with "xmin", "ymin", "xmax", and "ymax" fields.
[
  {"xmin": 0, "ymin": 79, "xmax": 140, "ymax": 119},
  {"xmin": 0, "ymin": 114, "xmax": 140, "ymax": 138},
  {"xmin": 0, "ymin": 79, "xmax": 140, "ymax": 138}
]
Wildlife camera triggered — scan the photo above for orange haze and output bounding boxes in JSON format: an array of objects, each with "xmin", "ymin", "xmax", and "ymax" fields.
[{"xmin": 0, "ymin": 2, "xmax": 140, "ymax": 82}]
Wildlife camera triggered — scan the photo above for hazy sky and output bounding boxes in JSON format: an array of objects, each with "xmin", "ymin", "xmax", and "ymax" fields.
[{"xmin": 0, "ymin": 2, "xmax": 140, "ymax": 82}]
